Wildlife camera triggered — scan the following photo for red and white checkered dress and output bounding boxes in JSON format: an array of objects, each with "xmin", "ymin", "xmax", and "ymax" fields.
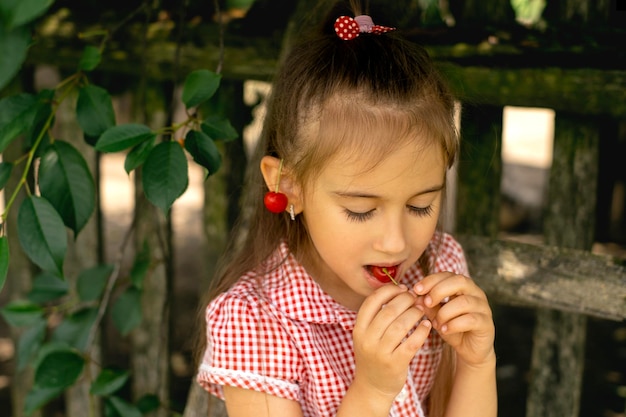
[{"xmin": 198, "ymin": 232, "xmax": 468, "ymax": 417}]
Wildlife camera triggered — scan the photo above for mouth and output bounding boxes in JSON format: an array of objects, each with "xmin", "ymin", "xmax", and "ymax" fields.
[{"xmin": 367, "ymin": 265, "xmax": 400, "ymax": 285}]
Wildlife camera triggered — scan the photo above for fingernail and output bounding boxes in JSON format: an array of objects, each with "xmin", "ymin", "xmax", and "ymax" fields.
[
  {"xmin": 415, "ymin": 284, "xmax": 424, "ymax": 293},
  {"xmin": 441, "ymin": 324, "xmax": 448, "ymax": 333},
  {"xmin": 421, "ymin": 320, "xmax": 432, "ymax": 329},
  {"xmin": 425, "ymin": 296, "xmax": 432, "ymax": 307},
  {"xmin": 415, "ymin": 304, "xmax": 424, "ymax": 312}
]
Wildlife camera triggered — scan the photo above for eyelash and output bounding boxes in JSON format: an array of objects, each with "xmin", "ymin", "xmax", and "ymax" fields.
[{"xmin": 344, "ymin": 205, "xmax": 434, "ymax": 223}]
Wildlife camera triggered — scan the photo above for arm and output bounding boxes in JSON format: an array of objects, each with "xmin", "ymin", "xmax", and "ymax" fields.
[
  {"xmin": 414, "ymin": 272, "xmax": 497, "ymax": 417},
  {"xmin": 222, "ymin": 386, "xmax": 304, "ymax": 417}
]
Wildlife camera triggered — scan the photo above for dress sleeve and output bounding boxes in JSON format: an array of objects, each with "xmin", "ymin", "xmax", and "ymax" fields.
[{"xmin": 197, "ymin": 290, "xmax": 302, "ymax": 402}]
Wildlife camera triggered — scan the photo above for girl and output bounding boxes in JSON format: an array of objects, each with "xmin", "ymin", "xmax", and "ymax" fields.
[{"xmin": 196, "ymin": 1, "xmax": 496, "ymax": 416}]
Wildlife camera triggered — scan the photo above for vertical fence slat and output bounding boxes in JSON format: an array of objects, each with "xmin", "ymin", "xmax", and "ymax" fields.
[
  {"xmin": 456, "ymin": 104, "xmax": 503, "ymax": 238},
  {"xmin": 526, "ymin": 113, "xmax": 600, "ymax": 417}
]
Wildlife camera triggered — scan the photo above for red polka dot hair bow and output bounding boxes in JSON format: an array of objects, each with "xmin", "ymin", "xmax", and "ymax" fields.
[{"xmin": 334, "ymin": 15, "xmax": 396, "ymax": 41}]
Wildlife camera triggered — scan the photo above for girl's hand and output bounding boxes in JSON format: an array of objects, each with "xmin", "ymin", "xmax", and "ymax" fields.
[
  {"xmin": 413, "ymin": 272, "xmax": 495, "ymax": 367},
  {"xmin": 352, "ymin": 285, "xmax": 432, "ymax": 399}
]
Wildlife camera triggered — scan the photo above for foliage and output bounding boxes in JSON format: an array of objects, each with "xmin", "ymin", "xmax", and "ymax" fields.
[{"xmin": 0, "ymin": 0, "xmax": 238, "ymax": 415}]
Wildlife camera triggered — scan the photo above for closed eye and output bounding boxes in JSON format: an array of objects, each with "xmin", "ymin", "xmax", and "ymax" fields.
[
  {"xmin": 407, "ymin": 205, "xmax": 434, "ymax": 217},
  {"xmin": 345, "ymin": 205, "xmax": 434, "ymax": 222},
  {"xmin": 344, "ymin": 209, "xmax": 375, "ymax": 223}
]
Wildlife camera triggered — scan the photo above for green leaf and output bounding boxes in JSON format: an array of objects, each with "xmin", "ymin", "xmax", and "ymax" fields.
[
  {"xmin": 111, "ymin": 287, "xmax": 142, "ymax": 336},
  {"xmin": 106, "ymin": 396, "xmax": 143, "ymax": 417},
  {"xmin": 27, "ymin": 272, "xmax": 69, "ymax": 303},
  {"xmin": 136, "ymin": 394, "xmax": 161, "ymax": 413},
  {"xmin": 0, "ymin": 236, "xmax": 8, "ymax": 292},
  {"xmin": 201, "ymin": 116, "xmax": 239, "ymax": 142},
  {"xmin": 124, "ymin": 136, "xmax": 155, "ymax": 174},
  {"xmin": 38, "ymin": 140, "xmax": 96, "ymax": 235},
  {"xmin": 0, "ymin": 93, "xmax": 38, "ymax": 152},
  {"xmin": 130, "ymin": 241, "xmax": 150, "ymax": 289},
  {"xmin": 17, "ymin": 196, "xmax": 67, "ymax": 277},
  {"xmin": 34, "ymin": 347, "xmax": 85, "ymax": 389},
  {"xmin": 142, "ymin": 141, "xmax": 188, "ymax": 214},
  {"xmin": 76, "ymin": 264, "xmax": 113, "ymax": 302},
  {"xmin": 78, "ymin": 45, "xmax": 101, "ymax": 71},
  {"xmin": 0, "ymin": 24, "xmax": 30, "ymax": 91},
  {"xmin": 184, "ymin": 130, "xmax": 222, "ymax": 176},
  {"xmin": 16, "ymin": 317, "xmax": 47, "ymax": 371},
  {"xmin": 51, "ymin": 307, "xmax": 98, "ymax": 351},
  {"xmin": 24, "ymin": 385, "xmax": 64, "ymax": 416},
  {"xmin": 76, "ymin": 84, "xmax": 116, "ymax": 137},
  {"xmin": 0, "ymin": 300, "xmax": 44, "ymax": 327},
  {"xmin": 0, "ymin": 161, "xmax": 13, "ymax": 190},
  {"xmin": 90, "ymin": 368, "xmax": 129, "ymax": 396},
  {"xmin": 96, "ymin": 124, "xmax": 154, "ymax": 153},
  {"xmin": 1, "ymin": 0, "xmax": 53, "ymax": 28},
  {"xmin": 24, "ymin": 93, "xmax": 53, "ymax": 151},
  {"xmin": 181, "ymin": 69, "xmax": 221, "ymax": 109}
]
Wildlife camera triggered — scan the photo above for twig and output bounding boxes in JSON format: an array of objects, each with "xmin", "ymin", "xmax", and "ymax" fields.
[{"xmin": 86, "ymin": 216, "xmax": 136, "ymax": 351}]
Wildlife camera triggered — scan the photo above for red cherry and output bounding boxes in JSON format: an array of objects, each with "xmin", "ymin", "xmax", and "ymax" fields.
[
  {"xmin": 370, "ymin": 265, "xmax": 399, "ymax": 285},
  {"xmin": 264, "ymin": 191, "xmax": 288, "ymax": 213}
]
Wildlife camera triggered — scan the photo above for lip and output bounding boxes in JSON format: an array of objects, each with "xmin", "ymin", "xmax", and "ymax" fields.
[{"xmin": 364, "ymin": 263, "xmax": 403, "ymax": 286}]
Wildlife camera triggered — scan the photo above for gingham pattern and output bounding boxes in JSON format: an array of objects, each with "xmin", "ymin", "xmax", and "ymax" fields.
[{"xmin": 198, "ymin": 232, "xmax": 469, "ymax": 417}]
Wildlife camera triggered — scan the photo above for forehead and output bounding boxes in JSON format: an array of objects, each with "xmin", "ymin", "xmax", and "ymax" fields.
[
  {"xmin": 297, "ymin": 95, "xmax": 443, "ymax": 183},
  {"xmin": 318, "ymin": 140, "xmax": 446, "ymax": 192}
]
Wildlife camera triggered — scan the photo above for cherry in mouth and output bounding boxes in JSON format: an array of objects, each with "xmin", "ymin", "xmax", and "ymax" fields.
[{"xmin": 370, "ymin": 265, "xmax": 399, "ymax": 285}]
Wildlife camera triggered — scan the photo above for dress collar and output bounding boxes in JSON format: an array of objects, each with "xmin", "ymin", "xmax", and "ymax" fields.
[{"xmin": 260, "ymin": 241, "xmax": 357, "ymax": 331}]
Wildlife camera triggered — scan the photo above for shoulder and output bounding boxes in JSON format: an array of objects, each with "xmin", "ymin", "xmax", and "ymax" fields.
[{"xmin": 431, "ymin": 232, "xmax": 469, "ymax": 276}]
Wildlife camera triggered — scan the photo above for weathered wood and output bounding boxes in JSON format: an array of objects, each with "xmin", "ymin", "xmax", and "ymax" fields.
[
  {"xmin": 438, "ymin": 64, "xmax": 626, "ymax": 119},
  {"xmin": 526, "ymin": 113, "xmax": 600, "ymax": 417},
  {"xmin": 25, "ymin": 39, "xmax": 626, "ymax": 117},
  {"xmin": 457, "ymin": 234, "xmax": 626, "ymax": 321},
  {"xmin": 455, "ymin": 105, "xmax": 502, "ymax": 238}
]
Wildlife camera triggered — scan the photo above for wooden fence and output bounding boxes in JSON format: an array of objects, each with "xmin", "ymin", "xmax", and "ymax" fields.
[{"xmin": 14, "ymin": 1, "xmax": 626, "ymax": 416}]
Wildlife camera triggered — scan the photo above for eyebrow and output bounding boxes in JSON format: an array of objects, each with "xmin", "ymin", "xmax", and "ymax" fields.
[{"xmin": 333, "ymin": 184, "xmax": 445, "ymax": 199}]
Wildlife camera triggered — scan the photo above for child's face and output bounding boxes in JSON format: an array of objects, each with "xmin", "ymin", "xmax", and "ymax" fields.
[{"xmin": 300, "ymin": 141, "xmax": 446, "ymax": 310}]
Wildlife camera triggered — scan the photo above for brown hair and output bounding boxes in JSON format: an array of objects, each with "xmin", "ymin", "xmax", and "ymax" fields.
[{"xmin": 198, "ymin": 1, "xmax": 458, "ymax": 414}]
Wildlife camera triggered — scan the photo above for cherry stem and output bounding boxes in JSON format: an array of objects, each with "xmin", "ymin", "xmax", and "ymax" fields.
[
  {"xmin": 382, "ymin": 267, "xmax": 399, "ymax": 286},
  {"xmin": 275, "ymin": 159, "xmax": 284, "ymax": 193}
]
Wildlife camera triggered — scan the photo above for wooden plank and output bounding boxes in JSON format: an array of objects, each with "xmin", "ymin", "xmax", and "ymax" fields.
[
  {"xmin": 438, "ymin": 64, "xmax": 626, "ymax": 118},
  {"xmin": 25, "ymin": 39, "xmax": 626, "ymax": 117},
  {"xmin": 526, "ymin": 113, "xmax": 599, "ymax": 417},
  {"xmin": 457, "ymin": 234, "xmax": 626, "ymax": 321}
]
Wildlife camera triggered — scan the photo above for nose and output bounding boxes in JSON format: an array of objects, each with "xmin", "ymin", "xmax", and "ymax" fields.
[{"xmin": 373, "ymin": 212, "xmax": 407, "ymax": 255}]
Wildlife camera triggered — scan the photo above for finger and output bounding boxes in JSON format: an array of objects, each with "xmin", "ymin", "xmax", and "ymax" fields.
[
  {"xmin": 367, "ymin": 291, "xmax": 419, "ymax": 337},
  {"xmin": 414, "ymin": 294, "xmax": 440, "ymax": 322},
  {"xmin": 418, "ymin": 273, "xmax": 486, "ymax": 308},
  {"xmin": 356, "ymin": 285, "xmax": 410, "ymax": 328},
  {"xmin": 437, "ymin": 312, "xmax": 493, "ymax": 338},
  {"xmin": 434, "ymin": 294, "xmax": 491, "ymax": 328},
  {"xmin": 413, "ymin": 271, "xmax": 455, "ymax": 296},
  {"xmin": 395, "ymin": 319, "xmax": 432, "ymax": 357}
]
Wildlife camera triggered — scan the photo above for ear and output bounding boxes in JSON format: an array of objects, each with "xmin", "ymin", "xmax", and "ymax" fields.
[{"xmin": 260, "ymin": 156, "xmax": 303, "ymax": 214}]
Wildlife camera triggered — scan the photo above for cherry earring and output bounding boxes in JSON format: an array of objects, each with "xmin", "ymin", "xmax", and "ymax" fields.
[{"xmin": 264, "ymin": 159, "xmax": 289, "ymax": 213}]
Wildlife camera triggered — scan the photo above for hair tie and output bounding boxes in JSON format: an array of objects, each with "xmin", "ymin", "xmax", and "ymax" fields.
[{"xmin": 334, "ymin": 15, "xmax": 395, "ymax": 41}]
